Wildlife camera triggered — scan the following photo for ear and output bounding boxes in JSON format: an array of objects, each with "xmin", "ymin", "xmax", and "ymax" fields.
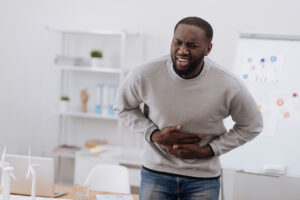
[{"xmin": 205, "ymin": 43, "xmax": 213, "ymax": 56}]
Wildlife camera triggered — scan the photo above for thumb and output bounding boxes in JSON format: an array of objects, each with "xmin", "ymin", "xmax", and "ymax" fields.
[{"xmin": 166, "ymin": 125, "xmax": 181, "ymax": 132}]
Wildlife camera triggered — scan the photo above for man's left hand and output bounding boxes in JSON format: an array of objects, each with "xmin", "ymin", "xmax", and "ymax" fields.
[{"xmin": 160, "ymin": 144, "xmax": 213, "ymax": 159}]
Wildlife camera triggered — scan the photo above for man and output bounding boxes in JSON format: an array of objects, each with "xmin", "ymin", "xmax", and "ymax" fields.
[{"xmin": 114, "ymin": 16, "xmax": 263, "ymax": 200}]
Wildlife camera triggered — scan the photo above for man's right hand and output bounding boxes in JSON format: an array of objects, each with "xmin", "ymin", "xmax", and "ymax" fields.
[{"xmin": 151, "ymin": 125, "xmax": 204, "ymax": 146}]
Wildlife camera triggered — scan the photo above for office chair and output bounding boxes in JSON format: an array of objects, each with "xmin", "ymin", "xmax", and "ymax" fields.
[{"xmin": 84, "ymin": 164, "xmax": 131, "ymax": 194}]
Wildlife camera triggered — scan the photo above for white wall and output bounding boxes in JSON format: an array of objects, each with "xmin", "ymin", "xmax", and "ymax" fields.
[{"xmin": 1, "ymin": 0, "xmax": 300, "ymax": 155}]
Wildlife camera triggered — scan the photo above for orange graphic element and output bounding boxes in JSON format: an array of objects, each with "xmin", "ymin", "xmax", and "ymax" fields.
[
  {"xmin": 258, "ymin": 104, "xmax": 262, "ymax": 109},
  {"xmin": 277, "ymin": 99, "xmax": 284, "ymax": 106},
  {"xmin": 284, "ymin": 112, "xmax": 290, "ymax": 118},
  {"xmin": 293, "ymin": 93, "xmax": 298, "ymax": 98}
]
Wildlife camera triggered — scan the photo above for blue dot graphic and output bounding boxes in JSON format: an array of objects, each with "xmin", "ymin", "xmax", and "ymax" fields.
[
  {"xmin": 243, "ymin": 74, "xmax": 248, "ymax": 79},
  {"xmin": 261, "ymin": 58, "xmax": 265, "ymax": 63},
  {"xmin": 248, "ymin": 58, "xmax": 252, "ymax": 62},
  {"xmin": 270, "ymin": 56, "xmax": 277, "ymax": 62}
]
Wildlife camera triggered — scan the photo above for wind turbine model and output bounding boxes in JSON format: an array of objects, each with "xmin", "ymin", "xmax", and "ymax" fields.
[
  {"xmin": 0, "ymin": 147, "xmax": 16, "ymax": 200},
  {"xmin": 0, "ymin": 146, "xmax": 7, "ymax": 190},
  {"xmin": 26, "ymin": 147, "xmax": 40, "ymax": 200}
]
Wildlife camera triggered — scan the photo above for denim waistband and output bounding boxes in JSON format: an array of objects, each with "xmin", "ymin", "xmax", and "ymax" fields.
[{"xmin": 142, "ymin": 166, "xmax": 220, "ymax": 180}]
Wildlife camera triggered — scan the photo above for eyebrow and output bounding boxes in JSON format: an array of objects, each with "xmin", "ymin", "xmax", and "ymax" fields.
[{"xmin": 174, "ymin": 38, "xmax": 199, "ymax": 43}]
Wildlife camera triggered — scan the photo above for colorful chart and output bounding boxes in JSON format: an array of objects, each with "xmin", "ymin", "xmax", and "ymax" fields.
[
  {"xmin": 269, "ymin": 92, "xmax": 300, "ymax": 121},
  {"xmin": 240, "ymin": 54, "xmax": 284, "ymax": 83}
]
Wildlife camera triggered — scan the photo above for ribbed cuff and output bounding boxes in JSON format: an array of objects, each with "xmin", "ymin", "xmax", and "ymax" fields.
[
  {"xmin": 145, "ymin": 124, "xmax": 159, "ymax": 142},
  {"xmin": 149, "ymin": 129, "xmax": 159, "ymax": 142},
  {"xmin": 208, "ymin": 142, "xmax": 219, "ymax": 156},
  {"xmin": 207, "ymin": 144, "xmax": 215, "ymax": 157}
]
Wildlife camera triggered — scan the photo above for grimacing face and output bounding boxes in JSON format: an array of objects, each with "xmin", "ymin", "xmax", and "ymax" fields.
[{"xmin": 171, "ymin": 24, "xmax": 212, "ymax": 78}]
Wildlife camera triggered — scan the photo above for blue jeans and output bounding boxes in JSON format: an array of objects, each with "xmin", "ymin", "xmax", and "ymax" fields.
[{"xmin": 139, "ymin": 168, "xmax": 220, "ymax": 200}]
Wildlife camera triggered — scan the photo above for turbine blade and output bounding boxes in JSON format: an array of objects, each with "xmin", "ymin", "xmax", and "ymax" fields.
[
  {"xmin": 26, "ymin": 169, "xmax": 31, "ymax": 178},
  {"xmin": 28, "ymin": 146, "xmax": 32, "ymax": 166},
  {"xmin": 10, "ymin": 172, "xmax": 16, "ymax": 180},
  {"xmin": 1, "ymin": 146, "xmax": 7, "ymax": 167}
]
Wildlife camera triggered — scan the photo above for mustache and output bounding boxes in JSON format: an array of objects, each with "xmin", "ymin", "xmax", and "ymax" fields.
[{"xmin": 176, "ymin": 54, "xmax": 191, "ymax": 58}]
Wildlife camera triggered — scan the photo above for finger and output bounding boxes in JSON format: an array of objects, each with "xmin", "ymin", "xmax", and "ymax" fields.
[
  {"xmin": 168, "ymin": 148, "xmax": 179, "ymax": 156},
  {"xmin": 178, "ymin": 138, "xmax": 200, "ymax": 144},
  {"xmin": 165, "ymin": 125, "xmax": 180, "ymax": 132},
  {"xmin": 173, "ymin": 144, "xmax": 197, "ymax": 150},
  {"xmin": 178, "ymin": 134, "xmax": 205, "ymax": 141},
  {"xmin": 161, "ymin": 145, "xmax": 172, "ymax": 152},
  {"xmin": 161, "ymin": 146, "xmax": 169, "ymax": 153},
  {"xmin": 177, "ymin": 134, "xmax": 206, "ymax": 142},
  {"xmin": 160, "ymin": 145, "xmax": 168, "ymax": 150},
  {"xmin": 176, "ymin": 124, "xmax": 182, "ymax": 131},
  {"xmin": 173, "ymin": 149, "xmax": 189, "ymax": 158},
  {"xmin": 198, "ymin": 135, "xmax": 206, "ymax": 140},
  {"xmin": 176, "ymin": 133, "xmax": 202, "ymax": 138}
]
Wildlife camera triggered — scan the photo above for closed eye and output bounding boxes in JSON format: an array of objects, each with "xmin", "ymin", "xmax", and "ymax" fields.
[
  {"xmin": 174, "ymin": 40, "xmax": 183, "ymax": 45},
  {"xmin": 186, "ymin": 42, "xmax": 200, "ymax": 49}
]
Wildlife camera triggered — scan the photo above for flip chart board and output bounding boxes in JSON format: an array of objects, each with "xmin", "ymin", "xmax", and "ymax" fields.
[{"xmin": 221, "ymin": 33, "xmax": 300, "ymax": 177}]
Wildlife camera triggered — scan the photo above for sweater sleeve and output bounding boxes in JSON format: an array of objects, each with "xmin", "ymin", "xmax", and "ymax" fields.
[
  {"xmin": 209, "ymin": 84, "xmax": 263, "ymax": 156},
  {"xmin": 113, "ymin": 70, "xmax": 158, "ymax": 142}
]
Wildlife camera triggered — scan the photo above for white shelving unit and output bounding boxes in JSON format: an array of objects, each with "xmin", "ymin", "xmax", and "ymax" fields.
[
  {"xmin": 52, "ymin": 65, "xmax": 122, "ymax": 74},
  {"xmin": 47, "ymin": 28, "xmax": 141, "ymax": 185},
  {"xmin": 57, "ymin": 110, "xmax": 118, "ymax": 120}
]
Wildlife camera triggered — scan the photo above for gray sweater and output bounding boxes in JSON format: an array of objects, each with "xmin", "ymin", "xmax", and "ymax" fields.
[{"xmin": 113, "ymin": 55, "xmax": 263, "ymax": 178}]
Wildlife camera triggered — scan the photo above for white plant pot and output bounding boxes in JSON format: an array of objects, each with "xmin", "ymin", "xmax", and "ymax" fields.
[
  {"xmin": 91, "ymin": 58, "xmax": 104, "ymax": 67},
  {"xmin": 59, "ymin": 101, "xmax": 69, "ymax": 112}
]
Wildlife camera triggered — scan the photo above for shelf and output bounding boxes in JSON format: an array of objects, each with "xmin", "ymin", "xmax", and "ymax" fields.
[
  {"xmin": 76, "ymin": 145, "xmax": 143, "ymax": 166},
  {"xmin": 53, "ymin": 151, "xmax": 76, "ymax": 158},
  {"xmin": 57, "ymin": 111, "xmax": 118, "ymax": 120},
  {"xmin": 53, "ymin": 145, "xmax": 81, "ymax": 158},
  {"xmin": 53, "ymin": 65, "xmax": 122, "ymax": 74},
  {"xmin": 46, "ymin": 27, "xmax": 139, "ymax": 37}
]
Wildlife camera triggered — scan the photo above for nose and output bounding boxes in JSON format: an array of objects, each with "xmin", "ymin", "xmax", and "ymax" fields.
[{"xmin": 178, "ymin": 45, "xmax": 189, "ymax": 55}]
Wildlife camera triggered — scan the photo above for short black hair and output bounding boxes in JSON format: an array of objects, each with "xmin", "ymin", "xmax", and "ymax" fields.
[{"xmin": 174, "ymin": 16, "xmax": 213, "ymax": 43}]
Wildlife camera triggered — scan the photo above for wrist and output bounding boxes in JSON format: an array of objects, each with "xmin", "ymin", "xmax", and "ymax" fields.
[{"xmin": 150, "ymin": 129, "xmax": 160, "ymax": 142}]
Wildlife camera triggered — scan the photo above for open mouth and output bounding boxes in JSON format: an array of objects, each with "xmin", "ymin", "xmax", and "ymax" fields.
[{"xmin": 176, "ymin": 56, "xmax": 190, "ymax": 67}]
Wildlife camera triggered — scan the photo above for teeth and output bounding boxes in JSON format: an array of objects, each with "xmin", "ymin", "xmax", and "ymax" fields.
[
  {"xmin": 176, "ymin": 56, "xmax": 189, "ymax": 62},
  {"xmin": 178, "ymin": 58, "xmax": 188, "ymax": 62}
]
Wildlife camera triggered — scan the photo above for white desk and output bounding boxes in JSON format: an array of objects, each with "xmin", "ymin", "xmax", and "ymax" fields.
[
  {"xmin": 221, "ymin": 168, "xmax": 300, "ymax": 200},
  {"xmin": 74, "ymin": 145, "xmax": 143, "ymax": 187}
]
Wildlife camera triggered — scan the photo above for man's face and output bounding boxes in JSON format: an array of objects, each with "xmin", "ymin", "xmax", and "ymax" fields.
[{"xmin": 171, "ymin": 24, "xmax": 211, "ymax": 78}]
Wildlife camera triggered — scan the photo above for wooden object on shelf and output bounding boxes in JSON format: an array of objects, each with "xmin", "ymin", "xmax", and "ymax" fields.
[
  {"xmin": 80, "ymin": 89, "xmax": 89, "ymax": 113},
  {"xmin": 85, "ymin": 140, "xmax": 108, "ymax": 149}
]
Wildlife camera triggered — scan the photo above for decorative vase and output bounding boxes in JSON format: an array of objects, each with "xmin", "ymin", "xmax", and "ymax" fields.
[
  {"xmin": 91, "ymin": 58, "xmax": 104, "ymax": 67},
  {"xmin": 59, "ymin": 101, "xmax": 69, "ymax": 112}
]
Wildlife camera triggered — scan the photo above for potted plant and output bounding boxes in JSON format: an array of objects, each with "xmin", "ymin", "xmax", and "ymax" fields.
[
  {"xmin": 60, "ymin": 95, "xmax": 70, "ymax": 112},
  {"xmin": 90, "ymin": 50, "xmax": 103, "ymax": 67}
]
